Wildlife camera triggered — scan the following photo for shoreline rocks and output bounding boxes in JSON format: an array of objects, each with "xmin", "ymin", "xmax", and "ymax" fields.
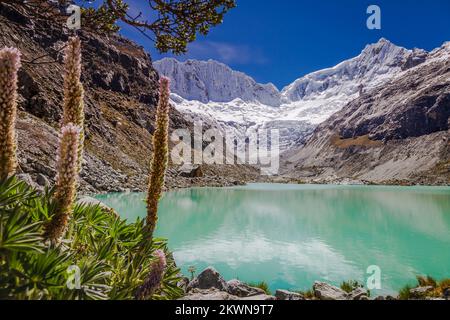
[
  {"xmin": 183, "ymin": 267, "xmax": 277, "ymax": 301},
  {"xmin": 178, "ymin": 267, "xmax": 450, "ymax": 301},
  {"xmin": 180, "ymin": 267, "xmax": 378, "ymax": 301}
]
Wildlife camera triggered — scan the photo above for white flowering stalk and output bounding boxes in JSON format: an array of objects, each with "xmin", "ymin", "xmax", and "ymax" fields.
[
  {"xmin": 62, "ymin": 37, "xmax": 84, "ymax": 173},
  {"xmin": 0, "ymin": 47, "xmax": 21, "ymax": 180},
  {"xmin": 146, "ymin": 77, "xmax": 171, "ymax": 238},
  {"xmin": 45, "ymin": 123, "xmax": 80, "ymax": 242}
]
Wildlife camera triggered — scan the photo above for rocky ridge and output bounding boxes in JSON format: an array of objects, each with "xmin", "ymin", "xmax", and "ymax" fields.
[{"xmin": 0, "ymin": 3, "xmax": 261, "ymax": 193}]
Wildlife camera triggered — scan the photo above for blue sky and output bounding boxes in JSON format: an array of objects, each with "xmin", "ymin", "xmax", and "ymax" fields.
[{"xmin": 116, "ymin": 0, "xmax": 450, "ymax": 89}]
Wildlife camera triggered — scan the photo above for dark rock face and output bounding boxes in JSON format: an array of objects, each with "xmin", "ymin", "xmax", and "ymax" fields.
[
  {"xmin": 1, "ymin": 3, "xmax": 263, "ymax": 193},
  {"xmin": 338, "ymin": 80, "xmax": 450, "ymax": 142},
  {"xmin": 0, "ymin": 3, "xmax": 192, "ymax": 193},
  {"xmin": 187, "ymin": 267, "xmax": 228, "ymax": 292}
]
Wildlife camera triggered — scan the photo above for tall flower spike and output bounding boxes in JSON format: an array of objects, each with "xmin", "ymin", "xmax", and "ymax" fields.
[
  {"xmin": 146, "ymin": 77, "xmax": 171, "ymax": 238},
  {"xmin": 62, "ymin": 37, "xmax": 84, "ymax": 173},
  {"xmin": 135, "ymin": 250, "xmax": 167, "ymax": 300},
  {"xmin": 0, "ymin": 47, "xmax": 21, "ymax": 180},
  {"xmin": 44, "ymin": 123, "xmax": 80, "ymax": 242}
]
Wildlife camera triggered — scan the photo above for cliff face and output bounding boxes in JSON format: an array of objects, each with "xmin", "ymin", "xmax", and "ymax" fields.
[
  {"xmin": 282, "ymin": 42, "xmax": 450, "ymax": 185},
  {"xmin": 0, "ymin": 3, "xmax": 197, "ymax": 193}
]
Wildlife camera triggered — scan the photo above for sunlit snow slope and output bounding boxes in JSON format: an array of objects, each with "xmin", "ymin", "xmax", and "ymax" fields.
[{"xmin": 154, "ymin": 39, "xmax": 428, "ymax": 150}]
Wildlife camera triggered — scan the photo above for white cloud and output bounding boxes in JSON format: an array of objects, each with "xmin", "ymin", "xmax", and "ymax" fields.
[{"xmin": 185, "ymin": 41, "xmax": 268, "ymax": 65}]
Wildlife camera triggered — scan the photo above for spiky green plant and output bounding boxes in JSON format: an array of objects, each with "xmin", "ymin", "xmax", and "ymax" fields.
[
  {"xmin": 146, "ymin": 77, "xmax": 171, "ymax": 238},
  {"xmin": 1, "ymin": 176, "xmax": 183, "ymax": 300},
  {"xmin": 0, "ymin": 47, "xmax": 21, "ymax": 180},
  {"xmin": 61, "ymin": 37, "xmax": 85, "ymax": 173},
  {"xmin": 44, "ymin": 124, "xmax": 80, "ymax": 242}
]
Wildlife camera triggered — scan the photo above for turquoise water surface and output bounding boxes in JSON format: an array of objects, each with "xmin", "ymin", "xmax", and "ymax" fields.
[{"xmin": 95, "ymin": 184, "xmax": 450, "ymax": 295}]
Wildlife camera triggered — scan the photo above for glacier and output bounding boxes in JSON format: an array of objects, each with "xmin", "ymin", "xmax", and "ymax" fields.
[{"xmin": 154, "ymin": 38, "xmax": 428, "ymax": 151}]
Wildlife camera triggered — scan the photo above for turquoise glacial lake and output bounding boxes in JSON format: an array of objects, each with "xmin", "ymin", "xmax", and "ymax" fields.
[{"xmin": 95, "ymin": 184, "xmax": 450, "ymax": 295}]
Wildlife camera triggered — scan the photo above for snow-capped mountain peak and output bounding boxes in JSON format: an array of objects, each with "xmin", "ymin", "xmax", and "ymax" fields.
[
  {"xmin": 154, "ymin": 39, "xmax": 431, "ymax": 151},
  {"xmin": 153, "ymin": 58, "xmax": 282, "ymax": 107},
  {"xmin": 281, "ymin": 38, "xmax": 427, "ymax": 102}
]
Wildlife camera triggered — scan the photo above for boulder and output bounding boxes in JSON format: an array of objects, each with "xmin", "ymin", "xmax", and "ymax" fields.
[
  {"xmin": 180, "ymin": 288, "xmax": 238, "ymax": 301},
  {"xmin": 275, "ymin": 289, "xmax": 305, "ymax": 300},
  {"xmin": 444, "ymin": 288, "xmax": 450, "ymax": 299},
  {"xmin": 187, "ymin": 267, "xmax": 228, "ymax": 292},
  {"xmin": 313, "ymin": 282, "xmax": 348, "ymax": 300},
  {"xmin": 409, "ymin": 286, "xmax": 434, "ymax": 298},
  {"xmin": 179, "ymin": 165, "xmax": 204, "ymax": 178},
  {"xmin": 226, "ymin": 280, "xmax": 265, "ymax": 297},
  {"xmin": 347, "ymin": 287, "xmax": 368, "ymax": 300}
]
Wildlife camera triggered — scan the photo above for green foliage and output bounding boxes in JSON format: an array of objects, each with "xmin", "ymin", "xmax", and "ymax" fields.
[
  {"xmin": 398, "ymin": 285, "xmax": 412, "ymax": 300},
  {"xmin": 14, "ymin": 0, "xmax": 236, "ymax": 54},
  {"xmin": 416, "ymin": 275, "xmax": 437, "ymax": 288},
  {"xmin": 340, "ymin": 280, "xmax": 362, "ymax": 293},
  {"xmin": 302, "ymin": 289, "xmax": 315, "ymax": 299},
  {"xmin": 294, "ymin": 288, "xmax": 315, "ymax": 299},
  {"xmin": 0, "ymin": 176, "xmax": 183, "ymax": 300},
  {"xmin": 390, "ymin": 276, "xmax": 450, "ymax": 300},
  {"xmin": 412, "ymin": 275, "xmax": 450, "ymax": 298},
  {"xmin": 188, "ymin": 266, "xmax": 197, "ymax": 281},
  {"xmin": 248, "ymin": 281, "xmax": 271, "ymax": 295},
  {"xmin": 340, "ymin": 280, "xmax": 370, "ymax": 297}
]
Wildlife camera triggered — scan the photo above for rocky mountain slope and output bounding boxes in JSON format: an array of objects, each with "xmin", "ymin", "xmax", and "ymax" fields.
[
  {"xmin": 281, "ymin": 42, "xmax": 450, "ymax": 185},
  {"xmin": 155, "ymin": 39, "xmax": 429, "ymax": 150},
  {"xmin": 0, "ymin": 3, "xmax": 259, "ymax": 193}
]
